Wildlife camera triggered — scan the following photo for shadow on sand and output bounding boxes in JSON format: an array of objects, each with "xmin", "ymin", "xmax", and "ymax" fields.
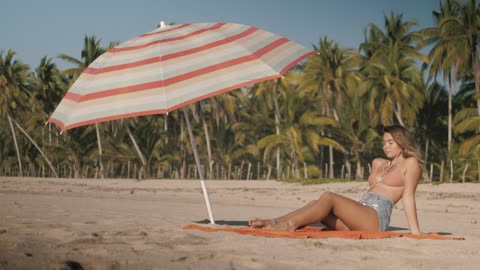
[
  {"xmin": 194, "ymin": 219, "xmax": 249, "ymax": 226},
  {"xmin": 193, "ymin": 222, "xmax": 453, "ymax": 235},
  {"xmin": 194, "ymin": 220, "xmax": 326, "ymax": 228}
]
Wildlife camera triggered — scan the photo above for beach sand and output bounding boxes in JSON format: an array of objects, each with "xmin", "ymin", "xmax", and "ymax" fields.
[{"xmin": 0, "ymin": 177, "xmax": 479, "ymax": 270}]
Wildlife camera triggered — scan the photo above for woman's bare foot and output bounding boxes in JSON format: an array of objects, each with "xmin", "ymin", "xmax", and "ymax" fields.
[
  {"xmin": 249, "ymin": 218, "xmax": 296, "ymax": 231},
  {"xmin": 249, "ymin": 217, "xmax": 273, "ymax": 228},
  {"xmin": 269, "ymin": 220, "xmax": 296, "ymax": 231}
]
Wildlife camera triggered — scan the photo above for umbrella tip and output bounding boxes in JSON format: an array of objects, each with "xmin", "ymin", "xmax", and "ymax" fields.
[{"xmin": 159, "ymin": 21, "xmax": 166, "ymax": 28}]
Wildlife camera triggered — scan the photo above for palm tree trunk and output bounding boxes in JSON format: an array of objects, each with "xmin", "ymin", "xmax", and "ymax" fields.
[
  {"xmin": 447, "ymin": 77, "xmax": 452, "ymax": 151},
  {"xmin": 125, "ymin": 125, "xmax": 147, "ymax": 171},
  {"xmin": 200, "ymin": 114, "xmax": 213, "ymax": 179},
  {"xmin": 478, "ymin": 161, "xmax": 480, "ymax": 182},
  {"xmin": 266, "ymin": 164, "xmax": 272, "ymax": 180},
  {"xmin": 355, "ymin": 151, "xmax": 362, "ymax": 180},
  {"xmin": 288, "ymin": 141, "xmax": 300, "ymax": 178},
  {"xmin": 329, "ymin": 107, "xmax": 339, "ymax": 179},
  {"xmin": 273, "ymin": 80, "xmax": 282, "ymax": 179},
  {"xmin": 345, "ymin": 160, "xmax": 351, "ymax": 180},
  {"xmin": 329, "ymin": 145, "xmax": 334, "ymax": 178},
  {"xmin": 394, "ymin": 102, "xmax": 406, "ymax": 127},
  {"xmin": 164, "ymin": 114, "xmax": 168, "ymax": 144},
  {"xmin": 332, "ymin": 108, "xmax": 340, "ymax": 122},
  {"xmin": 48, "ymin": 122, "xmax": 52, "ymax": 145},
  {"xmin": 424, "ymin": 138, "xmax": 429, "ymax": 166},
  {"xmin": 95, "ymin": 123, "xmax": 104, "ymax": 179},
  {"xmin": 422, "ymin": 138, "xmax": 430, "ymax": 181},
  {"xmin": 461, "ymin": 164, "xmax": 469, "ymax": 183},
  {"xmin": 228, "ymin": 163, "xmax": 232, "ymax": 180},
  {"xmin": 472, "ymin": 50, "xmax": 480, "ymax": 115},
  {"xmin": 239, "ymin": 160, "xmax": 245, "ymax": 179},
  {"xmin": 7, "ymin": 114, "xmax": 23, "ymax": 176},
  {"xmin": 11, "ymin": 118, "xmax": 59, "ymax": 177}
]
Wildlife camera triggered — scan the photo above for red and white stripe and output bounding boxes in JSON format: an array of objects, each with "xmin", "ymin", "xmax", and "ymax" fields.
[{"xmin": 49, "ymin": 22, "xmax": 316, "ymax": 131}]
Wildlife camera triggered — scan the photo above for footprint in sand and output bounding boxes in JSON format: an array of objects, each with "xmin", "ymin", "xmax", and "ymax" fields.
[
  {"xmin": 51, "ymin": 208, "xmax": 69, "ymax": 216},
  {"xmin": 94, "ymin": 219, "xmax": 116, "ymax": 225},
  {"xmin": 13, "ymin": 201, "xmax": 23, "ymax": 208}
]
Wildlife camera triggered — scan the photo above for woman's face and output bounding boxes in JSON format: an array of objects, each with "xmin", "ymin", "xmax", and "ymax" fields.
[{"xmin": 382, "ymin": 132, "xmax": 402, "ymax": 159}]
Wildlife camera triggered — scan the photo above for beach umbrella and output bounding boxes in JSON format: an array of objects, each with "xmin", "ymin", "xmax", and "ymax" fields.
[{"xmin": 48, "ymin": 22, "xmax": 316, "ymax": 224}]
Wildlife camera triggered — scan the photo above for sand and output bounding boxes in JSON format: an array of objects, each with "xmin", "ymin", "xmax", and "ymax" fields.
[{"xmin": 0, "ymin": 177, "xmax": 479, "ymax": 270}]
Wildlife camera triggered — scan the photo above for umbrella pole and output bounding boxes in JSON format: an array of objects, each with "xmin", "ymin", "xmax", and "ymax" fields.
[{"xmin": 182, "ymin": 107, "xmax": 215, "ymax": 224}]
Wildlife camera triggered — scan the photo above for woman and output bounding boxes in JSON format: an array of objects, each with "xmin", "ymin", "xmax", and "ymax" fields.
[{"xmin": 249, "ymin": 125, "xmax": 422, "ymax": 234}]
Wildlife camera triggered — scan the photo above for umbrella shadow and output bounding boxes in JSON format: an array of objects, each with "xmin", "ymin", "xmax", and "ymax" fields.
[
  {"xmin": 194, "ymin": 220, "xmax": 327, "ymax": 227},
  {"xmin": 434, "ymin": 232, "xmax": 454, "ymax": 236},
  {"xmin": 388, "ymin": 226, "xmax": 409, "ymax": 231},
  {"xmin": 194, "ymin": 219, "xmax": 249, "ymax": 226},
  {"xmin": 192, "ymin": 222, "xmax": 453, "ymax": 235},
  {"xmin": 388, "ymin": 226, "xmax": 453, "ymax": 235}
]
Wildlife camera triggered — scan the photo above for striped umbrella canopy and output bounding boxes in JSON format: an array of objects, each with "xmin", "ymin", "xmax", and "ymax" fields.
[
  {"xmin": 48, "ymin": 22, "xmax": 315, "ymax": 131},
  {"xmin": 48, "ymin": 22, "xmax": 316, "ymax": 224}
]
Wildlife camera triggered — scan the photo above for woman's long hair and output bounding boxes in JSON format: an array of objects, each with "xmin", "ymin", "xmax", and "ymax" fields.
[{"xmin": 383, "ymin": 125, "xmax": 423, "ymax": 164}]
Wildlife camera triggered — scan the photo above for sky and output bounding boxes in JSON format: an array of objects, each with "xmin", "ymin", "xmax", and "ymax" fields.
[{"xmin": 2, "ymin": 0, "xmax": 441, "ymax": 70}]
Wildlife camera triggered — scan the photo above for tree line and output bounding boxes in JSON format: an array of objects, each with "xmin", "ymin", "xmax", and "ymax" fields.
[{"xmin": 1, "ymin": 0, "xmax": 479, "ymax": 182}]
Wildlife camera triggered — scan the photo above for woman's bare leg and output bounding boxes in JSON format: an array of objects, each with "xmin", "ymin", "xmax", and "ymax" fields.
[
  {"xmin": 252, "ymin": 192, "xmax": 380, "ymax": 231},
  {"xmin": 249, "ymin": 200, "xmax": 317, "ymax": 228},
  {"xmin": 321, "ymin": 214, "xmax": 350, "ymax": 231},
  {"xmin": 250, "ymin": 193, "xmax": 353, "ymax": 230}
]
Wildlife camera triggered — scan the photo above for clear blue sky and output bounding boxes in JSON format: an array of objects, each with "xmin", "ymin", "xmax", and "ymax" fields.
[{"xmin": 2, "ymin": 0, "xmax": 440, "ymax": 70}]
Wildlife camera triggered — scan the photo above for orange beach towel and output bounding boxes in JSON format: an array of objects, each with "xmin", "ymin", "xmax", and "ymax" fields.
[{"xmin": 183, "ymin": 224, "xmax": 465, "ymax": 240}]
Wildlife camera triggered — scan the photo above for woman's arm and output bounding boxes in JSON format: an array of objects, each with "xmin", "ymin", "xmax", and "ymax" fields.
[
  {"xmin": 402, "ymin": 158, "xmax": 422, "ymax": 234},
  {"xmin": 368, "ymin": 158, "xmax": 384, "ymax": 183}
]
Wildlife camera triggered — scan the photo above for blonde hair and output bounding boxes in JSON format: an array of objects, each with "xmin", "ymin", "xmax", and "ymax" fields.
[{"xmin": 383, "ymin": 125, "xmax": 423, "ymax": 164}]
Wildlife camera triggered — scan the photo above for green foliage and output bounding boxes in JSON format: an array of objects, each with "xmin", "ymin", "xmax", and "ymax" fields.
[{"xmin": 0, "ymin": 3, "xmax": 479, "ymax": 181}]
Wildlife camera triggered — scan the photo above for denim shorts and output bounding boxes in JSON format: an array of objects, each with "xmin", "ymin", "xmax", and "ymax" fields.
[{"xmin": 359, "ymin": 192, "xmax": 393, "ymax": 231}]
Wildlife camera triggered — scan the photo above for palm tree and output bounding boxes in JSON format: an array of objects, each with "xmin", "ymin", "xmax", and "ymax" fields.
[
  {"xmin": 205, "ymin": 91, "xmax": 241, "ymax": 179},
  {"xmin": 360, "ymin": 12, "xmax": 427, "ymax": 127},
  {"xmin": 1, "ymin": 52, "xmax": 62, "ymax": 177},
  {"xmin": 453, "ymin": 77, "xmax": 480, "ymax": 181},
  {"xmin": 433, "ymin": 0, "xmax": 480, "ymax": 115},
  {"xmin": 302, "ymin": 38, "xmax": 361, "ymax": 178},
  {"xmin": 303, "ymin": 38, "xmax": 361, "ymax": 120},
  {"xmin": 334, "ymin": 83, "xmax": 380, "ymax": 180},
  {"xmin": 232, "ymin": 89, "xmax": 274, "ymax": 179},
  {"xmin": 0, "ymin": 119, "xmax": 13, "ymax": 175},
  {"xmin": 453, "ymin": 106, "xmax": 480, "ymax": 181},
  {"xmin": 249, "ymin": 79, "xmax": 284, "ymax": 179},
  {"xmin": 32, "ymin": 57, "xmax": 65, "ymax": 115},
  {"xmin": 424, "ymin": 0, "xmax": 460, "ymax": 150},
  {"xmin": 31, "ymin": 56, "xmax": 65, "ymax": 151},
  {"xmin": 58, "ymin": 35, "xmax": 107, "ymax": 178},
  {"xmin": 415, "ymin": 82, "xmax": 448, "ymax": 180},
  {"xmin": 49, "ymin": 126, "xmax": 98, "ymax": 178},
  {"xmin": 0, "ymin": 50, "xmax": 30, "ymax": 176},
  {"xmin": 255, "ymin": 71, "xmax": 346, "ymax": 179},
  {"xmin": 58, "ymin": 36, "xmax": 106, "ymax": 80}
]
